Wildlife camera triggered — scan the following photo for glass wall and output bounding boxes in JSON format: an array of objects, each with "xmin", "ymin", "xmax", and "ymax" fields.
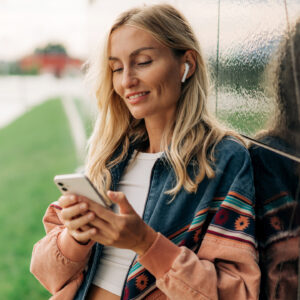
[{"xmin": 206, "ymin": 1, "xmax": 300, "ymax": 299}]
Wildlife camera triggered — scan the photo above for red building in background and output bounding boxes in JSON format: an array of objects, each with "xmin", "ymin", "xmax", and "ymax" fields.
[{"xmin": 19, "ymin": 45, "xmax": 83, "ymax": 77}]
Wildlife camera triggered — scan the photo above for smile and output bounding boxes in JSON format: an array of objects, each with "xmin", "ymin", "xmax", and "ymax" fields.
[{"xmin": 127, "ymin": 91, "xmax": 149, "ymax": 100}]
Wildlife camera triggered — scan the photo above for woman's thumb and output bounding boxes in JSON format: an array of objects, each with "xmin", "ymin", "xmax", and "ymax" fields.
[{"xmin": 107, "ymin": 191, "xmax": 134, "ymax": 214}]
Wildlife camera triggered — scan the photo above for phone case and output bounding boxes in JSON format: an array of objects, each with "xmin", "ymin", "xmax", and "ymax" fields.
[{"xmin": 54, "ymin": 173, "xmax": 112, "ymax": 207}]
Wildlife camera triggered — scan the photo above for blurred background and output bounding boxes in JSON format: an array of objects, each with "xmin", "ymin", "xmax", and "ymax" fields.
[{"xmin": 0, "ymin": 0, "xmax": 299, "ymax": 299}]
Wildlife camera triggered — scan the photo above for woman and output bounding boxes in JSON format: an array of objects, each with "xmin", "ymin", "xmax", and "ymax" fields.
[{"xmin": 30, "ymin": 4, "xmax": 260, "ymax": 300}]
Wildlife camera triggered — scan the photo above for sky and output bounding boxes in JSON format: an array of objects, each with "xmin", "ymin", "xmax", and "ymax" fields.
[
  {"xmin": 0, "ymin": 0, "xmax": 89, "ymax": 60},
  {"xmin": 0, "ymin": 0, "xmax": 163, "ymax": 60},
  {"xmin": 0, "ymin": 0, "xmax": 299, "ymax": 61}
]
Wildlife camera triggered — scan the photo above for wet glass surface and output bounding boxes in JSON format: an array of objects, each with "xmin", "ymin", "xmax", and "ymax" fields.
[
  {"xmin": 208, "ymin": 0, "xmax": 300, "ymax": 160},
  {"xmin": 207, "ymin": 1, "xmax": 300, "ymax": 299}
]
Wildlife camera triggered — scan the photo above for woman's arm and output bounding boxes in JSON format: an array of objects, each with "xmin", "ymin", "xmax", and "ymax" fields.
[
  {"xmin": 139, "ymin": 231, "xmax": 260, "ymax": 300},
  {"xmin": 30, "ymin": 201, "xmax": 94, "ymax": 296},
  {"xmin": 138, "ymin": 143, "xmax": 261, "ymax": 300},
  {"xmin": 76, "ymin": 188, "xmax": 260, "ymax": 299}
]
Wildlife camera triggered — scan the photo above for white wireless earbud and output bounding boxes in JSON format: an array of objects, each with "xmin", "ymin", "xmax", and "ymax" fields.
[{"xmin": 181, "ymin": 63, "xmax": 190, "ymax": 83}]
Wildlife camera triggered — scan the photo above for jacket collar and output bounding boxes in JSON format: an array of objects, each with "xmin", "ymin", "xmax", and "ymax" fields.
[{"xmin": 109, "ymin": 143, "xmax": 135, "ymax": 191}]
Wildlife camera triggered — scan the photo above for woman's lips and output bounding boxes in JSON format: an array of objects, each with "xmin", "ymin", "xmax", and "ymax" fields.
[{"xmin": 127, "ymin": 91, "xmax": 150, "ymax": 104}]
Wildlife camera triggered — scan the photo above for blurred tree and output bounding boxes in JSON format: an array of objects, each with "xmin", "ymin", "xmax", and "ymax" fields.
[{"xmin": 34, "ymin": 43, "xmax": 68, "ymax": 56}]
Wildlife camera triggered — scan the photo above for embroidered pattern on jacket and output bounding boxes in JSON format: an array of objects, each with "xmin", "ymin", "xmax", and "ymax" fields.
[
  {"xmin": 257, "ymin": 191, "xmax": 300, "ymax": 248},
  {"xmin": 122, "ymin": 191, "xmax": 256, "ymax": 300}
]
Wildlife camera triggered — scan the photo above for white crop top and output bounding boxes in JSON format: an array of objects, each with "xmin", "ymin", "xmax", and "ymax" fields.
[{"xmin": 92, "ymin": 151, "xmax": 162, "ymax": 296}]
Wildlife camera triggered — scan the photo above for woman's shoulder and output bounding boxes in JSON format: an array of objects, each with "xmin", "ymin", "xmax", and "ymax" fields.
[
  {"xmin": 214, "ymin": 135, "xmax": 249, "ymax": 159},
  {"xmin": 209, "ymin": 135, "xmax": 252, "ymax": 181},
  {"xmin": 212, "ymin": 136, "xmax": 254, "ymax": 201}
]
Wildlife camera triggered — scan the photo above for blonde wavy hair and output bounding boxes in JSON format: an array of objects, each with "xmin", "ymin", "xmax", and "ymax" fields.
[{"xmin": 85, "ymin": 4, "xmax": 237, "ymax": 202}]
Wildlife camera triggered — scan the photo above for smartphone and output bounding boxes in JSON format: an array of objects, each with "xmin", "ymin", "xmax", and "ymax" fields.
[{"xmin": 54, "ymin": 173, "xmax": 112, "ymax": 208}]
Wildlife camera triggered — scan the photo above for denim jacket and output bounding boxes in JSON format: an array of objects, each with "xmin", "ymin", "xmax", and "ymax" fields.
[{"xmin": 31, "ymin": 137, "xmax": 260, "ymax": 300}]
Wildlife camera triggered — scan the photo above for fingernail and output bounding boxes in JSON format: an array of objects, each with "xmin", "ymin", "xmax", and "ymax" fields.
[
  {"xmin": 80, "ymin": 203, "xmax": 87, "ymax": 210},
  {"xmin": 88, "ymin": 213, "xmax": 94, "ymax": 220},
  {"xmin": 91, "ymin": 228, "xmax": 97, "ymax": 234},
  {"xmin": 70, "ymin": 195, "xmax": 75, "ymax": 201}
]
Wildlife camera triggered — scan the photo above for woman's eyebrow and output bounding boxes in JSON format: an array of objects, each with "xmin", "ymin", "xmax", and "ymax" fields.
[{"xmin": 109, "ymin": 47, "xmax": 155, "ymax": 61}]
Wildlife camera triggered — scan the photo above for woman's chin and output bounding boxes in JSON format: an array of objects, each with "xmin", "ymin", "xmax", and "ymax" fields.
[{"xmin": 129, "ymin": 110, "xmax": 149, "ymax": 120}]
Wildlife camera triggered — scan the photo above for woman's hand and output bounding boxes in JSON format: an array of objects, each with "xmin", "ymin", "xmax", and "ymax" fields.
[
  {"xmin": 58, "ymin": 194, "xmax": 97, "ymax": 244},
  {"xmin": 82, "ymin": 191, "xmax": 158, "ymax": 256}
]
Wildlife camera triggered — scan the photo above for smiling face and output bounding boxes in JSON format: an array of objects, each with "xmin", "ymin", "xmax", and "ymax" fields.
[{"xmin": 109, "ymin": 25, "xmax": 183, "ymax": 125}]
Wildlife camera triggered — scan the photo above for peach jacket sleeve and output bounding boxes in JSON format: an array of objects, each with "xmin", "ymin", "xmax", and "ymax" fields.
[
  {"xmin": 30, "ymin": 202, "xmax": 95, "ymax": 299},
  {"xmin": 138, "ymin": 232, "xmax": 260, "ymax": 300}
]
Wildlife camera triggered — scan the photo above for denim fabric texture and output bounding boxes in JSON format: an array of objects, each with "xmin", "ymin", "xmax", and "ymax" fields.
[{"xmin": 74, "ymin": 137, "xmax": 256, "ymax": 300}]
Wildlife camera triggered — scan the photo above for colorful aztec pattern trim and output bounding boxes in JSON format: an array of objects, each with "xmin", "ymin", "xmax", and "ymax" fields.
[
  {"xmin": 123, "ymin": 191, "xmax": 256, "ymax": 300},
  {"xmin": 257, "ymin": 191, "xmax": 300, "ymax": 248}
]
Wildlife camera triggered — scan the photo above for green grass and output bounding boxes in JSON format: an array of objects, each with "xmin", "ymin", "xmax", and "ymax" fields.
[
  {"xmin": 74, "ymin": 97, "xmax": 96, "ymax": 137},
  {"xmin": 0, "ymin": 99, "xmax": 78, "ymax": 299},
  {"xmin": 217, "ymin": 110, "xmax": 270, "ymax": 136}
]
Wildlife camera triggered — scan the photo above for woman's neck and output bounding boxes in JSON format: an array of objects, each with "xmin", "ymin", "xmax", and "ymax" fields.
[{"xmin": 144, "ymin": 120, "xmax": 170, "ymax": 153}]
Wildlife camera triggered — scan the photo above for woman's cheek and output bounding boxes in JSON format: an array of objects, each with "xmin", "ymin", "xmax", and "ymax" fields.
[{"xmin": 112, "ymin": 78, "xmax": 122, "ymax": 97}]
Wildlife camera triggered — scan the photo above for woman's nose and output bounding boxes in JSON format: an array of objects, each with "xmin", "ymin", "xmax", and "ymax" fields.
[{"xmin": 121, "ymin": 69, "xmax": 138, "ymax": 89}]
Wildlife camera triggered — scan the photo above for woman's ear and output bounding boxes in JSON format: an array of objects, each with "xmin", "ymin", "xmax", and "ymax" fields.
[{"xmin": 181, "ymin": 50, "xmax": 196, "ymax": 82}]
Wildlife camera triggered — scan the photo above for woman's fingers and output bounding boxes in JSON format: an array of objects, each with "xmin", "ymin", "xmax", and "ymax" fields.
[
  {"xmin": 60, "ymin": 192, "xmax": 149, "ymax": 250},
  {"xmin": 61, "ymin": 202, "xmax": 88, "ymax": 220},
  {"xmin": 71, "ymin": 227, "xmax": 97, "ymax": 243},
  {"xmin": 107, "ymin": 191, "xmax": 134, "ymax": 214},
  {"xmin": 83, "ymin": 191, "xmax": 135, "ymax": 223},
  {"xmin": 83, "ymin": 198, "xmax": 116, "ymax": 222},
  {"xmin": 57, "ymin": 194, "xmax": 100, "ymax": 244},
  {"xmin": 58, "ymin": 194, "xmax": 78, "ymax": 208},
  {"xmin": 64, "ymin": 212, "xmax": 97, "ymax": 244},
  {"xmin": 65, "ymin": 212, "xmax": 95, "ymax": 231},
  {"xmin": 80, "ymin": 224, "xmax": 92, "ymax": 231}
]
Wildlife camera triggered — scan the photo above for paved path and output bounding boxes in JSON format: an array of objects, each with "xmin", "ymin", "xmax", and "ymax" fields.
[{"xmin": 61, "ymin": 96, "xmax": 87, "ymax": 165}]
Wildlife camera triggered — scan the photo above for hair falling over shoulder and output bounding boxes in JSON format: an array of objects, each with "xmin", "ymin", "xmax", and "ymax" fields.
[{"xmin": 85, "ymin": 4, "xmax": 241, "ymax": 202}]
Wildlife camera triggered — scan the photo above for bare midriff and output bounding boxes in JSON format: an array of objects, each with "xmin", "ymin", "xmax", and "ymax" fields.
[{"xmin": 86, "ymin": 284, "xmax": 121, "ymax": 300}]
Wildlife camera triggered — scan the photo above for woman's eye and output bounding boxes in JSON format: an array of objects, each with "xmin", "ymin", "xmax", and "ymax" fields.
[
  {"xmin": 137, "ymin": 60, "xmax": 152, "ymax": 66},
  {"xmin": 112, "ymin": 67, "xmax": 123, "ymax": 73}
]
